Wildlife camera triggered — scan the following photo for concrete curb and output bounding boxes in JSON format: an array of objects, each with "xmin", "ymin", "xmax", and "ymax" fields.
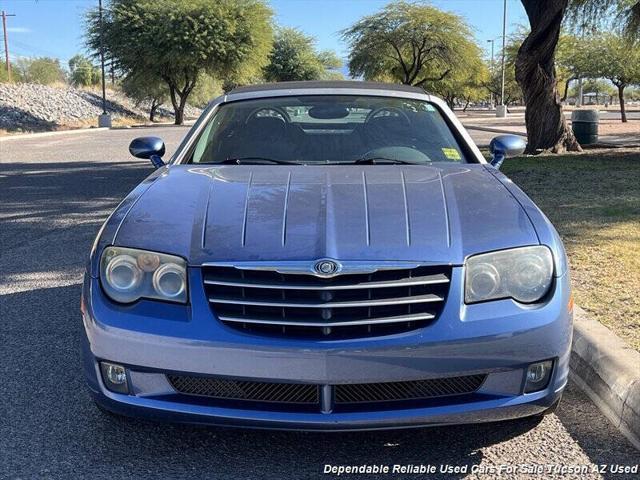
[
  {"xmin": 463, "ymin": 124, "xmax": 525, "ymax": 137},
  {"xmin": 0, "ymin": 127, "xmax": 110, "ymax": 142},
  {"xmin": 0, "ymin": 121, "xmax": 195, "ymax": 143},
  {"xmin": 570, "ymin": 306, "xmax": 640, "ymax": 449}
]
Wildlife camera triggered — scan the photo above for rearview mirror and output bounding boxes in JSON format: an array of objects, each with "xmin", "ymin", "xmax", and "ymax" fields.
[
  {"xmin": 129, "ymin": 136, "xmax": 166, "ymax": 169},
  {"xmin": 489, "ymin": 135, "xmax": 526, "ymax": 169}
]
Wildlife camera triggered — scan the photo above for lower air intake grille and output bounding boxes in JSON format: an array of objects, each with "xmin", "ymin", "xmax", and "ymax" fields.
[
  {"xmin": 334, "ymin": 374, "xmax": 486, "ymax": 404},
  {"xmin": 167, "ymin": 374, "xmax": 486, "ymax": 408},
  {"xmin": 167, "ymin": 375, "xmax": 319, "ymax": 404}
]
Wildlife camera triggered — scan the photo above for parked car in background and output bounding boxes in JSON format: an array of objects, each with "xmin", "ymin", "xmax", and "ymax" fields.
[{"xmin": 82, "ymin": 81, "xmax": 572, "ymax": 430}]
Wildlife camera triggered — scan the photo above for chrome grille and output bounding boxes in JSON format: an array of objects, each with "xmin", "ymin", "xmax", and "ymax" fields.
[
  {"xmin": 334, "ymin": 375, "xmax": 486, "ymax": 404},
  {"xmin": 167, "ymin": 376, "xmax": 319, "ymax": 404},
  {"xmin": 203, "ymin": 265, "xmax": 451, "ymax": 338}
]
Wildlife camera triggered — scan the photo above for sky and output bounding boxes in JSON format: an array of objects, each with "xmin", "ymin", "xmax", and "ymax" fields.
[{"xmin": 0, "ymin": 0, "xmax": 527, "ymax": 67}]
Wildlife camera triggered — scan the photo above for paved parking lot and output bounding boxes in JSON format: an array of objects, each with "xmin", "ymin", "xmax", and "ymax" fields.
[{"xmin": 1, "ymin": 126, "xmax": 638, "ymax": 479}]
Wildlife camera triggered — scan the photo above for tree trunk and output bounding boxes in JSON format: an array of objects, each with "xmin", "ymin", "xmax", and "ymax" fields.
[
  {"xmin": 515, "ymin": 0, "xmax": 581, "ymax": 153},
  {"xmin": 166, "ymin": 77, "xmax": 195, "ymax": 125},
  {"xmin": 617, "ymin": 84, "xmax": 627, "ymax": 122},
  {"xmin": 561, "ymin": 77, "xmax": 573, "ymax": 102},
  {"xmin": 149, "ymin": 99, "xmax": 161, "ymax": 122},
  {"xmin": 168, "ymin": 85, "xmax": 186, "ymax": 125},
  {"xmin": 168, "ymin": 85, "xmax": 181, "ymax": 125}
]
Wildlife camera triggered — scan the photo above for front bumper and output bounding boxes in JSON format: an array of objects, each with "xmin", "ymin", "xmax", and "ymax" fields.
[{"xmin": 82, "ymin": 267, "xmax": 572, "ymax": 430}]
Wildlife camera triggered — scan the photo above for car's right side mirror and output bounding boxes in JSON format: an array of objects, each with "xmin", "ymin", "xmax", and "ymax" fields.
[{"xmin": 489, "ymin": 135, "xmax": 526, "ymax": 169}]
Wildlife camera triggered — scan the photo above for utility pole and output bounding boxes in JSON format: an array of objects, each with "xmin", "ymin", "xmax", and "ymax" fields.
[
  {"xmin": 1, "ymin": 11, "xmax": 16, "ymax": 82},
  {"xmin": 487, "ymin": 39, "xmax": 495, "ymax": 110},
  {"xmin": 97, "ymin": 0, "xmax": 111, "ymax": 127},
  {"xmin": 497, "ymin": 0, "xmax": 508, "ymax": 117}
]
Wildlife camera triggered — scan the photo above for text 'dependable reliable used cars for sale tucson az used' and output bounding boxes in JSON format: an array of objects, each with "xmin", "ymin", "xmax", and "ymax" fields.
[{"xmin": 81, "ymin": 81, "xmax": 573, "ymax": 430}]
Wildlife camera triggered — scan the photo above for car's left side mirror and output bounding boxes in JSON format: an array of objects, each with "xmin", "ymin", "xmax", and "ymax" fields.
[
  {"xmin": 129, "ymin": 136, "xmax": 166, "ymax": 169},
  {"xmin": 489, "ymin": 134, "xmax": 526, "ymax": 169}
]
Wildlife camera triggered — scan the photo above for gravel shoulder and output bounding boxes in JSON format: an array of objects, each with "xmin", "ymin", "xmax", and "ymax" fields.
[{"xmin": 0, "ymin": 82, "xmax": 200, "ymax": 134}]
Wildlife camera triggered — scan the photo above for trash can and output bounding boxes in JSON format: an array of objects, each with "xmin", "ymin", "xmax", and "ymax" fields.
[{"xmin": 571, "ymin": 109, "xmax": 599, "ymax": 145}]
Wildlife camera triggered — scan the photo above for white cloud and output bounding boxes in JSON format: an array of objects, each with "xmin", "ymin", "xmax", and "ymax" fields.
[{"xmin": 7, "ymin": 27, "xmax": 31, "ymax": 34}]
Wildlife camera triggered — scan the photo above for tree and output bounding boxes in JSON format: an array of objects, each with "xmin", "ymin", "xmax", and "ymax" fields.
[
  {"xmin": 0, "ymin": 60, "xmax": 13, "ymax": 82},
  {"xmin": 483, "ymin": 33, "xmax": 525, "ymax": 107},
  {"xmin": 189, "ymin": 74, "xmax": 224, "ymax": 107},
  {"xmin": 569, "ymin": 0, "xmax": 640, "ymax": 38},
  {"xmin": 87, "ymin": 0, "xmax": 273, "ymax": 124},
  {"xmin": 68, "ymin": 54, "xmax": 101, "ymax": 87},
  {"xmin": 121, "ymin": 71, "xmax": 168, "ymax": 122},
  {"xmin": 15, "ymin": 57, "xmax": 66, "ymax": 85},
  {"xmin": 586, "ymin": 34, "xmax": 640, "ymax": 121},
  {"xmin": 428, "ymin": 49, "xmax": 489, "ymax": 110},
  {"xmin": 555, "ymin": 34, "xmax": 594, "ymax": 101},
  {"xmin": 515, "ymin": 1, "xmax": 581, "ymax": 153},
  {"xmin": 263, "ymin": 28, "xmax": 342, "ymax": 82},
  {"xmin": 485, "ymin": 64, "xmax": 523, "ymax": 107},
  {"xmin": 570, "ymin": 78, "xmax": 616, "ymax": 103},
  {"xmin": 342, "ymin": 1, "xmax": 476, "ymax": 87}
]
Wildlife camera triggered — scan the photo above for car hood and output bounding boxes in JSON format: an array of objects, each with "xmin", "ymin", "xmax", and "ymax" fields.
[{"xmin": 113, "ymin": 164, "xmax": 538, "ymax": 265}]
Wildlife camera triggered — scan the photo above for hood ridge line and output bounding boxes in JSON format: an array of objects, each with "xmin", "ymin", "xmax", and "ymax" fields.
[
  {"xmin": 400, "ymin": 170, "xmax": 411, "ymax": 246},
  {"xmin": 281, "ymin": 171, "xmax": 292, "ymax": 247},
  {"xmin": 438, "ymin": 170, "xmax": 451, "ymax": 248},
  {"xmin": 362, "ymin": 171, "xmax": 371, "ymax": 246},
  {"xmin": 201, "ymin": 173, "xmax": 216, "ymax": 249},
  {"xmin": 241, "ymin": 171, "xmax": 254, "ymax": 247}
]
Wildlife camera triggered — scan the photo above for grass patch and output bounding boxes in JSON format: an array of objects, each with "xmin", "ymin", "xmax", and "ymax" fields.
[{"xmin": 501, "ymin": 148, "xmax": 640, "ymax": 350}]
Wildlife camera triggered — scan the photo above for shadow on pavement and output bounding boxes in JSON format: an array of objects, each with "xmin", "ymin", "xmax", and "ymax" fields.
[
  {"xmin": 0, "ymin": 160, "xmax": 152, "ymax": 255},
  {"xmin": 555, "ymin": 385, "xmax": 639, "ymax": 479}
]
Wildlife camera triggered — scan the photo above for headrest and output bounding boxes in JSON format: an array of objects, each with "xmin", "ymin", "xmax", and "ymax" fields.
[{"xmin": 246, "ymin": 116, "xmax": 286, "ymax": 140}]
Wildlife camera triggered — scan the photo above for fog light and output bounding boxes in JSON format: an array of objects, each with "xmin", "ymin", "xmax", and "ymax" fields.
[
  {"xmin": 524, "ymin": 360, "xmax": 553, "ymax": 393},
  {"xmin": 100, "ymin": 362, "xmax": 129, "ymax": 394}
]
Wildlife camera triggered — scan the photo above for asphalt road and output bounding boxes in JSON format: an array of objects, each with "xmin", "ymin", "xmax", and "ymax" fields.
[{"xmin": 1, "ymin": 126, "xmax": 638, "ymax": 480}]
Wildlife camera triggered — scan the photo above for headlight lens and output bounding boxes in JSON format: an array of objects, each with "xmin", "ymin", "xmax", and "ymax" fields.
[
  {"xmin": 465, "ymin": 246, "xmax": 553, "ymax": 304},
  {"xmin": 100, "ymin": 247, "xmax": 187, "ymax": 304}
]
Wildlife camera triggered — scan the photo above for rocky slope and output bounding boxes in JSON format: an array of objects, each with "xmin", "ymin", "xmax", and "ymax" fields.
[{"xmin": 0, "ymin": 82, "xmax": 201, "ymax": 133}]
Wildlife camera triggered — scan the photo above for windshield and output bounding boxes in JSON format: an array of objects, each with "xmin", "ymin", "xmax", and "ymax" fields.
[{"xmin": 189, "ymin": 95, "xmax": 471, "ymax": 164}]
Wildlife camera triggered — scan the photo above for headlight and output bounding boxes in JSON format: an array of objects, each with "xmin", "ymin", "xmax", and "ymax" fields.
[
  {"xmin": 100, "ymin": 247, "xmax": 187, "ymax": 304},
  {"xmin": 465, "ymin": 246, "xmax": 553, "ymax": 304}
]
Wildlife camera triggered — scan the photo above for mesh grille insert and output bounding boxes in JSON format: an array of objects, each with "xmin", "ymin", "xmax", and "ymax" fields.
[
  {"xmin": 167, "ymin": 376, "xmax": 320, "ymax": 404},
  {"xmin": 166, "ymin": 374, "xmax": 486, "ymax": 408},
  {"xmin": 334, "ymin": 375, "xmax": 486, "ymax": 404}
]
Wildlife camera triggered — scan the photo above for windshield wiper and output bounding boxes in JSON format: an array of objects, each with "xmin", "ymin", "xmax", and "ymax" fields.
[
  {"xmin": 215, "ymin": 157, "xmax": 303, "ymax": 165},
  {"xmin": 353, "ymin": 157, "xmax": 426, "ymax": 165}
]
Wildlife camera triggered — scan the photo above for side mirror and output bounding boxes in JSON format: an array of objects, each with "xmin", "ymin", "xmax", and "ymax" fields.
[
  {"xmin": 489, "ymin": 135, "xmax": 526, "ymax": 169},
  {"xmin": 129, "ymin": 136, "xmax": 166, "ymax": 169}
]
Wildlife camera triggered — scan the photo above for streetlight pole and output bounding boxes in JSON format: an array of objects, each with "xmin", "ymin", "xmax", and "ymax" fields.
[
  {"xmin": 497, "ymin": 0, "xmax": 508, "ymax": 117},
  {"xmin": 97, "ymin": 0, "xmax": 111, "ymax": 127},
  {"xmin": 487, "ymin": 39, "xmax": 495, "ymax": 110}
]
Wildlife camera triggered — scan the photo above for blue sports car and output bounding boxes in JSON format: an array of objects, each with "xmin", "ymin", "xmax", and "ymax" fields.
[{"xmin": 82, "ymin": 81, "xmax": 573, "ymax": 430}]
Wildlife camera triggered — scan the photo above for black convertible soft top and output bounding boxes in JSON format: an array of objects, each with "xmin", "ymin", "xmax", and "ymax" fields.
[{"xmin": 228, "ymin": 80, "xmax": 425, "ymax": 95}]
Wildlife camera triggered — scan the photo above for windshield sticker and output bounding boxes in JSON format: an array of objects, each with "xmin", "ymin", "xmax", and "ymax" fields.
[
  {"xmin": 442, "ymin": 148, "xmax": 461, "ymax": 160},
  {"xmin": 426, "ymin": 104, "xmax": 436, "ymax": 112}
]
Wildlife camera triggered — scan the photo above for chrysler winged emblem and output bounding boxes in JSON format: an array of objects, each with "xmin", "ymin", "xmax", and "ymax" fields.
[{"xmin": 314, "ymin": 259, "xmax": 340, "ymax": 277}]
